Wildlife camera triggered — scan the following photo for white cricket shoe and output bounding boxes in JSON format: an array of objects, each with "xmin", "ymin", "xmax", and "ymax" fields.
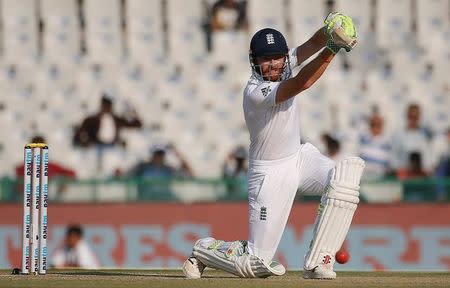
[
  {"xmin": 183, "ymin": 237, "xmax": 217, "ymax": 279},
  {"xmin": 182, "ymin": 255, "xmax": 206, "ymax": 279},
  {"xmin": 303, "ymin": 264, "xmax": 336, "ymax": 279}
]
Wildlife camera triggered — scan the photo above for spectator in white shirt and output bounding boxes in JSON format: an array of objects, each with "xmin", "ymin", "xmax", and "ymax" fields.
[
  {"xmin": 51, "ymin": 225, "xmax": 99, "ymax": 269},
  {"xmin": 391, "ymin": 103, "xmax": 432, "ymax": 172},
  {"xmin": 358, "ymin": 114, "xmax": 392, "ymax": 180}
]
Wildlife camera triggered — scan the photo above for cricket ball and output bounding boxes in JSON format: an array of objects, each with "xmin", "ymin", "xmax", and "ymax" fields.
[{"xmin": 335, "ymin": 250, "xmax": 349, "ymax": 264}]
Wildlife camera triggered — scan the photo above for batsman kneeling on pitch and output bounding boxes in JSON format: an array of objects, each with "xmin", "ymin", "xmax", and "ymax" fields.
[{"xmin": 183, "ymin": 12, "xmax": 363, "ymax": 280}]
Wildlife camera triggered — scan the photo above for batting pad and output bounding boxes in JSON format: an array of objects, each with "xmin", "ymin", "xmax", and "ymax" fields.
[
  {"xmin": 304, "ymin": 157, "xmax": 365, "ymax": 270},
  {"xmin": 193, "ymin": 241, "xmax": 285, "ymax": 278}
]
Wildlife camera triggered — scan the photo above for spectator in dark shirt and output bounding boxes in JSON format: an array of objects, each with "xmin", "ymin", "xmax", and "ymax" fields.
[
  {"xmin": 435, "ymin": 128, "xmax": 450, "ymax": 201},
  {"xmin": 322, "ymin": 133, "xmax": 344, "ymax": 161},
  {"xmin": 73, "ymin": 93, "xmax": 142, "ymax": 147},
  {"xmin": 397, "ymin": 152, "xmax": 428, "ymax": 180}
]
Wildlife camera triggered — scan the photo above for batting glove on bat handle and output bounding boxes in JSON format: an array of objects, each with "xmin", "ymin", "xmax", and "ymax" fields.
[
  {"xmin": 324, "ymin": 12, "xmax": 343, "ymax": 33},
  {"xmin": 326, "ymin": 39, "xmax": 342, "ymax": 54},
  {"xmin": 324, "ymin": 13, "xmax": 358, "ymax": 53}
]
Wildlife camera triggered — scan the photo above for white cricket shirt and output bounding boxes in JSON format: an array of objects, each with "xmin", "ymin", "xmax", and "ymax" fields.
[{"xmin": 243, "ymin": 48, "xmax": 300, "ymax": 160}]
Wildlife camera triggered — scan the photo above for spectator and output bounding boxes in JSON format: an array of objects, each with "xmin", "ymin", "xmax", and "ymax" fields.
[
  {"xmin": 222, "ymin": 145, "xmax": 248, "ymax": 197},
  {"xmin": 435, "ymin": 128, "xmax": 450, "ymax": 176},
  {"xmin": 15, "ymin": 135, "xmax": 76, "ymax": 198},
  {"xmin": 205, "ymin": 0, "xmax": 248, "ymax": 51},
  {"xmin": 397, "ymin": 152, "xmax": 428, "ymax": 180},
  {"xmin": 397, "ymin": 152, "xmax": 430, "ymax": 202},
  {"xmin": 209, "ymin": 0, "xmax": 248, "ymax": 32},
  {"xmin": 73, "ymin": 93, "xmax": 142, "ymax": 147},
  {"xmin": 358, "ymin": 114, "xmax": 392, "ymax": 180},
  {"xmin": 127, "ymin": 144, "xmax": 193, "ymax": 200},
  {"xmin": 391, "ymin": 103, "xmax": 432, "ymax": 172},
  {"xmin": 435, "ymin": 128, "xmax": 450, "ymax": 201},
  {"xmin": 51, "ymin": 225, "xmax": 99, "ymax": 269},
  {"xmin": 321, "ymin": 133, "xmax": 344, "ymax": 161}
]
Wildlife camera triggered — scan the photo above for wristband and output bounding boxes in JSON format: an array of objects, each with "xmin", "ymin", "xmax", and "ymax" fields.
[{"xmin": 320, "ymin": 51, "xmax": 333, "ymax": 63}]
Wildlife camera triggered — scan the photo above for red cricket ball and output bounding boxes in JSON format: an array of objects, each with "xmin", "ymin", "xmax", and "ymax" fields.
[{"xmin": 335, "ymin": 250, "xmax": 350, "ymax": 264}]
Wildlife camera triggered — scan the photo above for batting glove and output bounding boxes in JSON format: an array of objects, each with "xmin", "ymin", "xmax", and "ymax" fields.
[{"xmin": 324, "ymin": 12, "xmax": 358, "ymax": 54}]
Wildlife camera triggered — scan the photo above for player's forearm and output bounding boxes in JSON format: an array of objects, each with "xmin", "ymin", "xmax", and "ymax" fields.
[
  {"xmin": 295, "ymin": 49, "xmax": 334, "ymax": 91},
  {"xmin": 296, "ymin": 27, "xmax": 328, "ymax": 65},
  {"xmin": 275, "ymin": 49, "xmax": 334, "ymax": 104},
  {"xmin": 310, "ymin": 26, "xmax": 328, "ymax": 48}
]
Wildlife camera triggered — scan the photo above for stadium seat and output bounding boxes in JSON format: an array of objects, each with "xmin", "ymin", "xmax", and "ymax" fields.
[
  {"xmin": 118, "ymin": 80, "xmax": 163, "ymax": 127},
  {"xmin": 427, "ymin": 103, "xmax": 449, "ymax": 134},
  {"xmin": 334, "ymin": 0, "xmax": 372, "ymax": 42},
  {"xmin": 416, "ymin": 0, "xmax": 450, "ymax": 51},
  {"xmin": 388, "ymin": 50, "xmax": 423, "ymax": 79},
  {"xmin": 44, "ymin": 128, "xmax": 77, "ymax": 166},
  {"xmin": 166, "ymin": 0, "xmax": 206, "ymax": 68},
  {"xmin": 83, "ymin": 0, "xmax": 123, "ymax": 64},
  {"xmin": 126, "ymin": 0, "xmax": 165, "ymax": 64},
  {"xmin": 210, "ymin": 31, "xmax": 249, "ymax": 68},
  {"xmin": 297, "ymin": 87, "xmax": 332, "ymax": 143},
  {"xmin": 180, "ymin": 143, "xmax": 223, "ymax": 178},
  {"xmin": 66, "ymin": 147, "xmax": 100, "ymax": 179},
  {"xmin": 97, "ymin": 147, "xmax": 136, "ymax": 178},
  {"xmin": 34, "ymin": 62, "xmax": 79, "ymax": 101},
  {"xmin": 0, "ymin": 0, "xmax": 448, "ymax": 182},
  {"xmin": 365, "ymin": 67, "xmax": 412, "ymax": 133},
  {"xmin": 75, "ymin": 63, "xmax": 121, "ymax": 108},
  {"xmin": 0, "ymin": 111, "xmax": 17, "ymax": 176},
  {"xmin": 41, "ymin": 0, "xmax": 80, "ymax": 62},
  {"xmin": 375, "ymin": 0, "xmax": 413, "ymax": 50},
  {"xmin": 289, "ymin": 0, "xmax": 325, "ymax": 44},
  {"xmin": 121, "ymin": 129, "xmax": 156, "ymax": 160},
  {"xmin": 325, "ymin": 69, "xmax": 367, "ymax": 133},
  {"xmin": 423, "ymin": 30, "xmax": 450, "ymax": 65},
  {"xmin": 0, "ymin": 0, "xmax": 38, "ymax": 62},
  {"xmin": 248, "ymin": 0, "xmax": 286, "ymax": 36}
]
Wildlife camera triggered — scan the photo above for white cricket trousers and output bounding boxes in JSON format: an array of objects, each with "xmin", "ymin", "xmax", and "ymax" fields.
[{"xmin": 247, "ymin": 143, "xmax": 335, "ymax": 262}]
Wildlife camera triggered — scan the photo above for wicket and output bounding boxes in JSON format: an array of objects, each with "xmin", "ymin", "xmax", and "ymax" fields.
[{"xmin": 21, "ymin": 143, "xmax": 49, "ymax": 275}]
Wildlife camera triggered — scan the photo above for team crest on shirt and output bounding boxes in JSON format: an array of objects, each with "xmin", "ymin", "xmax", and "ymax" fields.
[
  {"xmin": 261, "ymin": 86, "xmax": 271, "ymax": 97},
  {"xmin": 260, "ymin": 206, "xmax": 267, "ymax": 220}
]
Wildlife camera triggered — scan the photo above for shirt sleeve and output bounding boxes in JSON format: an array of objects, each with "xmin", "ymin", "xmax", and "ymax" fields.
[{"xmin": 247, "ymin": 81, "xmax": 281, "ymax": 108}]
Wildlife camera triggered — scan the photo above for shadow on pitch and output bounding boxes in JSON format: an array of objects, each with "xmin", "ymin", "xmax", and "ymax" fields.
[
  {"xmin": 51, "ymin": 270, "xmax": 236, "ymax": 279},
  {"xmin": 54, "ymin": 271, "xmax": 182, "ymax": 278}
]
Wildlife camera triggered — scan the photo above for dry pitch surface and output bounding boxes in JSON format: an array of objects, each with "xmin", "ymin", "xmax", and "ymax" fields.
[{"xmin": 1, "ymin": 269, "xmax": 449, "ymax": 288}]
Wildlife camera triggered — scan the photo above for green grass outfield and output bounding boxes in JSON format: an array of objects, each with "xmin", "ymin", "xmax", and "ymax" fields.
[{"xmin": 1, "ymin": 269, "xmax": 449, "ymax": 288}]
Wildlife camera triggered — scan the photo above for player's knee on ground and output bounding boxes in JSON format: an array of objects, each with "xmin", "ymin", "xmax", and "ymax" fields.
[{"xmin": 192, "ymin": 238, "xmax": 286, "ymax": 278}]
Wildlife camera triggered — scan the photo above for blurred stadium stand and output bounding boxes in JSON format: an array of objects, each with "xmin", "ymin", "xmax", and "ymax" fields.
[{"xmin": 0, "ymin": 0, "xmax": 448, "ymax": 202}]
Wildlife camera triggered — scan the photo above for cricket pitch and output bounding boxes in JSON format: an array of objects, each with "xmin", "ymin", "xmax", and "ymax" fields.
[{"xmin": 1, "ymin": 269, "xmax": 449, "ymax": 288}]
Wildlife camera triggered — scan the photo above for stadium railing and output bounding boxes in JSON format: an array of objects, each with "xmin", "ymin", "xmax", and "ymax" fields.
[{"xmin": 0, "ymin": 176, "xmax": 449, "ymax": 203}]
